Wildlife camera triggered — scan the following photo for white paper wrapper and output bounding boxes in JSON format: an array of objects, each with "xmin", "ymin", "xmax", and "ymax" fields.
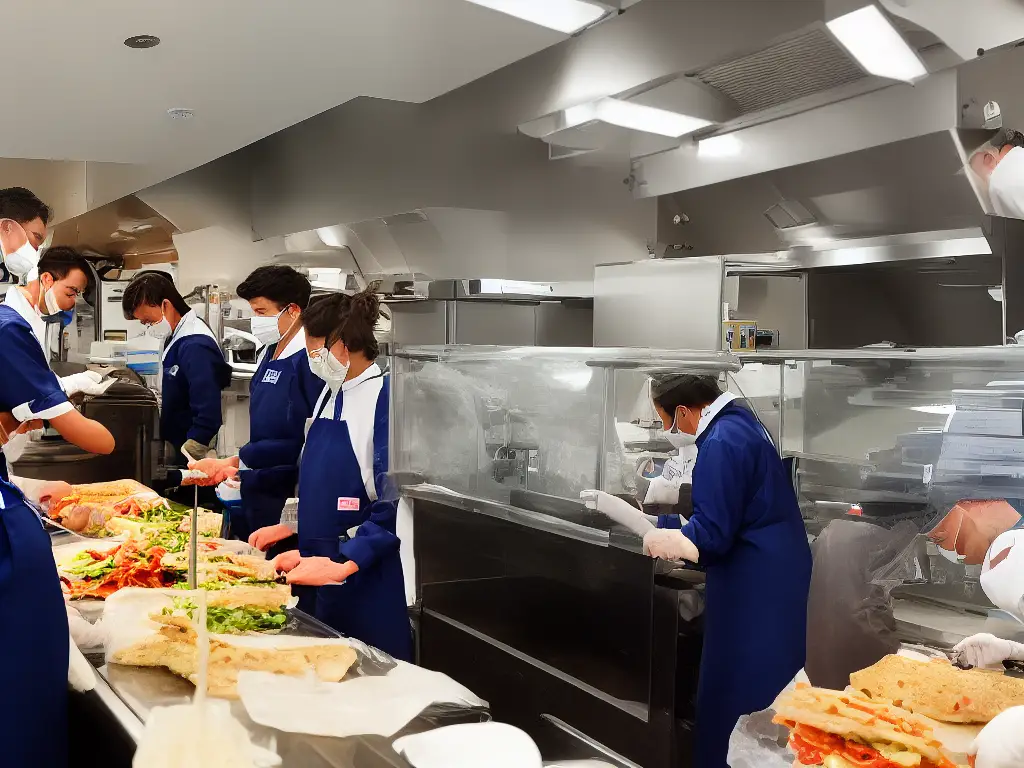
[
  {"xmin": 238, "ymin": 660, "xmax": 485, "ymax": 739},
  {"xmin": 392, "ymin": 723, "xmax": 541, "ymax": 768}
]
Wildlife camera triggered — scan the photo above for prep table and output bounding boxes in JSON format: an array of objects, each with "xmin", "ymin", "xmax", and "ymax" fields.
[{"xmin": 53, "ymin": 529, "xmax": 490, "ymax": 768}]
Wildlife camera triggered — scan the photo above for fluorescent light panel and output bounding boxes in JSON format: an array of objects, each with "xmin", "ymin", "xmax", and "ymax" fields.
[
  {"xmin": 464, "ymin": 0, "xmax": 608, "ymax": 35},
  {"xmin": 698, "ymin": 133, "xmax": 743, "ymax": 158},
  {"xmin": 565, "ymin": 97, "xmax": 711, "ymax": 138},
  {"xmin": 827, "ymin": 4, "xmax": 927, "ymax": 82}
]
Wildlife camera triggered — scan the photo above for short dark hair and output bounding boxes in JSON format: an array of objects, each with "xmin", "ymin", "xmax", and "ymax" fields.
[
  {"xmin": 121, "ymin": 272, "xmax": 190, "ymax": 320},
  {"xmin": 38, "ymin": 246, "xmax": 93, "ymax": 292},
  {"xmin": 236, "ymin": 265, "xmax": 312, "ymax": 311},
  {"xmin": 0, "ymin": 187, "xmax": 52, "ymax": 225},
  {"xmin": 303, "ymin": 286, "xmax": 381, "ymax": 360},
  {"xmin": 651, "ymin": 374, "xmax": 722, "ymax": 414}
]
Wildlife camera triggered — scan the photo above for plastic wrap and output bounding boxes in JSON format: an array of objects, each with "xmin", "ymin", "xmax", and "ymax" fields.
[
  {"xmin": 238, "ymin": 661, "xmax": 485, "ymax": 739},
  {"xmin": 805, "ymin": 519, "xmax": 921, "ymax": 689}
]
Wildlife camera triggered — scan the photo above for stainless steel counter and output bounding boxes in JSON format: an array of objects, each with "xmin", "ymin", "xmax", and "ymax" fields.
[
  {"xmin": 95, "ymin": 661, "xmax": 488, "ymax": 768},
  {"xmin": 56, "ymin": 528, "xmax": 490, "ymax": 768}
]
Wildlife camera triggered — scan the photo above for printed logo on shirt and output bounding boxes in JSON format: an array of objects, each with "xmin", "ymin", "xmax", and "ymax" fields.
[
  {"xmin": 168, "ymin": 365, "xmax": 179, "ymax": 377},
  {"xmin": 261, "ymin": 369, "xmax": 281, "ymax": 385},
  {"xmin": 337, "ymin": 497, "xmax": 360, "ymax": 512}
]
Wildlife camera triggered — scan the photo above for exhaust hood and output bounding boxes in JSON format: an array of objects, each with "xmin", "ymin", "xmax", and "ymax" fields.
[
  {"xmin": 270, "ymin": 207, "xmax": 593, "ymax": 300},
  {"xmin": 632, "ymin": 59, "xmax": 1012, "ymax": 257},
  {"xmin": 50, "ymin": 195, "xmax": 178, "ymax": 267}
]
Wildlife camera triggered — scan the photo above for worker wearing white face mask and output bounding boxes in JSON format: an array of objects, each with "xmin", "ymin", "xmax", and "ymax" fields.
[
  {"xmin": 187, "ymin": 266, "xmax": 325, "ymax": 546},
  {"xmin": 948, "ymin": 527, "xmax": 1024, "ymax": 767},
  {"xmin": 969, "ymin": 128, "xmax": 1024, "ymax": 220},
  {"xmin": 121, "ymin": 273, "xmax": 231, "ymax": 461},
  {"xmin": 591, "ymin": 374, "xmax": 810, "ymax": 768},
  {"xmin": 263, "ymin": 289, "xmax": 413, "ymax": 662},
  {"xmin": 581, "ymin": 377, "xmax": 697, "ymax": 535}
]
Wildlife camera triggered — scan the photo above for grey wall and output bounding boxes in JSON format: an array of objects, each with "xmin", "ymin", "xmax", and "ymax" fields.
[
  {"xmin": 807, "ymin": 256, "xmax": 1003, "ymax": 348},
  {"xmin": 124, "ymin": 1, "xmax": 828, "ymax": 285},
  {"xmin": 735, "ymin": 275, "xmax": 807, "ymax": 349}
]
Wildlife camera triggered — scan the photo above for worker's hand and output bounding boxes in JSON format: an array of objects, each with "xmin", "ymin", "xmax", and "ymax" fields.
[
  {"xmin": 580, "ymin": 490, "xmax": 652, "ymax": 537},
  {"xmin": 271, "ymin": 550, "xmax": 302, "ymax": 573},
  {"xmin": 970, "ymin": 706, "xmax": 1024, "ymax": 767},
  {"xmin": 285, "ymin": 557, "xmax": 358, "ymax": 586},
  {"xmin": 181, "ymin": 439, "xmax": 213, "ymax": 463},
  {"xmin": 643, "ymin": 529, "xmax": 700, "ymax": 563},
  {"xmin": 953, "ymin": 633, "xmax": 1024, "ymax": 669},
  {"xmin": 185, "ymin": 458, "xmax": 237, "ymax": 486},
  {"xmin": 38, "ymin": 481, "xmax": 73, "ymax": 511},
  {"xmin": 0, "ymin": 413, "xmax": 40, "ymax": 443},
  {"xmin": 61, "ymin": 371, "xmax": 113, "ymax": 398},
  {"xmin": 249, "ymin": 524, "xmax": 293, "ymax": 552}
]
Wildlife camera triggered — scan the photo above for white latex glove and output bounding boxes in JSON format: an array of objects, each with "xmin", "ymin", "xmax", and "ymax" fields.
[
  {"xmin": 61, "ymin": 370, "xmax": 108, "ymax": 397},
  {"xmin": 952, "ymin": 633, "xmax": 1024, "ymax": 669},
  {"xmin": 68, "ymin": 640, "xmax": 95, "ymax": 693},
  {"xmin": 643, "ymin": 528, "xmax": 699, "ymax": 563},
  {"xmin": 66, "ymin": 601, "xmax": 106, "ymax": 650},
  {"xmin": 580, "ymin": 490, "xmax": 654, "ymax": 537},
  {"xmin": 970, "ymin": 706, "xmax": 1024, "ymax": 767}
]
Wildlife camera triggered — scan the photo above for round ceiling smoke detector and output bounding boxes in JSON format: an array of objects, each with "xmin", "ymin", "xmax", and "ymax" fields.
[
  {"xmin": 124, "ymin": 35, "xmax": 160, "ymax": 49},
  {"xmin": 167, "ymin": 108, "xmax": 194, "ymax": 120}
]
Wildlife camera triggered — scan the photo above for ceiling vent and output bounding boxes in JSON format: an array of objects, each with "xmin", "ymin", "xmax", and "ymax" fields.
[{"xmin": 690, "ymin": 27, "xmax": 867, "ymax": 114}]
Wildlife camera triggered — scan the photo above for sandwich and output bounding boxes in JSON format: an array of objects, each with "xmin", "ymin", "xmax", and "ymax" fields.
[
  {"xmin": 773, "ymin": 685, "xmax": 964, "ymax": 768},
  {"xmin": 112, "ymin": 616, "xmax": 359, "ymax": 698},
  {"xmin": 851, "ymin": 655, "xmax": 1024, "ymax": 724}
]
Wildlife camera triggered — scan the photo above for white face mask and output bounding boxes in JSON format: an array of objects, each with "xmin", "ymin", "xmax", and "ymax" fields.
[
  {"xmin": 989, "ymin": 146, "xmax": 1024, "ymax": 219},
  {"xmin": 308, "ymin": 347, "xmax": 349, "ymax": 389},
  {"xmin": 980, "ymin": 530, "xmax": 1024, "ymax": 621},
  {"xmin": 665, "ymin": 410, "xmax": 697, "ymax": 449},
  {"xmin": 0, "ymin": 223, "xmax": 39, "ymax": 280},
  {"xmin": 147, "ymin": 316, "xmax": 172, "ymax": 340},
  {"xmin": 251, "ymin": 309, "xmax": 285, "ymax": 347},
  {"xmin": 40, "ymin": 278, "xmax": 61, "ymax": 317},
  {"xmin": 935, "ymin": 513, "xmax": 967, "ymax": 565}
]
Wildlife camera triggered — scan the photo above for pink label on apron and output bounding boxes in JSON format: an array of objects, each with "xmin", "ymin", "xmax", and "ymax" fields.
[{"xmin": 337, "ymin": 497, "xmax": 361, "ymax": 512}]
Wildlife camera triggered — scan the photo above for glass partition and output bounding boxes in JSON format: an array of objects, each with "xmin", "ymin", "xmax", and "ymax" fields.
[
  {"xmin": 394, "ymin": 344, "xmax": 1024, "ymax": 683},
  {"xmin": 391, "ymin": 346, "xmax": 741, "ymax": 533}
]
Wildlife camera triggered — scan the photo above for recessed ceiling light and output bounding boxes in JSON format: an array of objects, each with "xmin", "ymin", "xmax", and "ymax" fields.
[
  {"xmin": 827, "ymin": 5, "xmax": 926, "ymax": 82},
  {"xmin": 124, "ymin": 35, "xmax": 161, "ymax": 49},
  {"xmin": 463, "ymin": 0, "xmax": 609, "ymax": 35},
  {"xmin": 564, "ymin": 98, "xmax": 711, "ymax": 138},
  {"xmin": 167, "ymin": 108, "xmax": 194, "ymax": 120}
]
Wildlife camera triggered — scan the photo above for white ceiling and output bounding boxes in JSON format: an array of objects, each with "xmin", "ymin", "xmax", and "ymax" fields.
[{"xmin": 2, "ymin": 0, "xmax": 564, "ymax": 174}]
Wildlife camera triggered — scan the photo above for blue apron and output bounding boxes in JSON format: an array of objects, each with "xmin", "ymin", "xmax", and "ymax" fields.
[
  {"xmin": 297, "ymin": 387, "xmax": 413, "ymax": 662},
  {"xmin": 0, "ymin": 490, "xmax": 69, "ymax": 767},
  {"xmin": 236, "ymin": 346, "xmax": 308, "ymax": 542},
  {"xmin": 0, "ymin": 306, "xmax": 70, "ymax": 766},
  {"xmin": 684, "ymin": 402, "xmax": 811, "ymax": 768}
]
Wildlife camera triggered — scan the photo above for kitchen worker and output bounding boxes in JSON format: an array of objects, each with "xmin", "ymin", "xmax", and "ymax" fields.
[
  {"xmin": 1, "ymin": 224, "xmax": 109, "ymax": 501},
  {"xmin": 0, "ymin": 204, "xmax": 115, "ymax": 766},
  {"xmin": 0, "ymin": 186, "xmax": 49, "ymax": 285},
  {"xmin": 186, "ymin": 265, "xmax": 325, "ymax": 543},
  {"xmin": 122, "ymin": 272, "xmax": 231, "ymax": 460},
  {"xmin": 267, "ymin": 288, "xmax": 413, "ymax": 662},
  {"xmin": 630, "ymin": 374, "xmax": 811, "ymax": 768},
  {"xmin": 949, "ymin": 527, "xmax": 1024, "ymax": 767},
  {"xmin": 969, "ymin": 128, "xmax": 1024, "ymax": 219},
  {"xmin": 927, "ymin": 498, "xmax": 1022, "ymax": 566}
]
